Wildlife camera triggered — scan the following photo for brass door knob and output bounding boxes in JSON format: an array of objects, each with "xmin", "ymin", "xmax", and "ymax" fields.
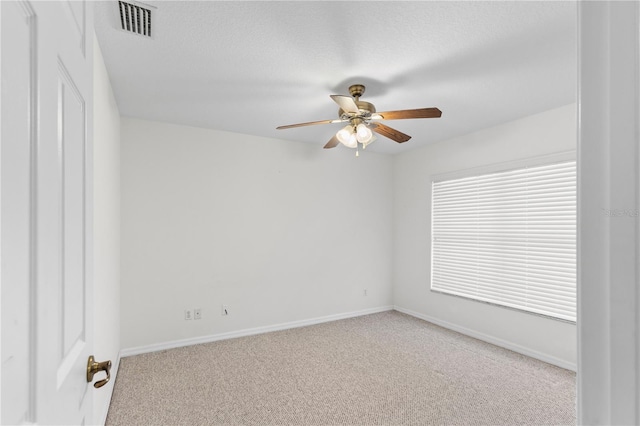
[{"xmin": 87, "ymin": 355, "xmax": 112, "ymax": 388}]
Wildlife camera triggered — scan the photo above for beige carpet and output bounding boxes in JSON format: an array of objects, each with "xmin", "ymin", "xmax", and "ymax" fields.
[{"xmin": 106, "ymin": 311, "xmax": 576, "ymax": 425}]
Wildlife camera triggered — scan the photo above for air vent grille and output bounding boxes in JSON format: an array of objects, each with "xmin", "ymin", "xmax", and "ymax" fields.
[{"xmin": 118, "ymin": 1, "xmax": 152, "ymax": 37}]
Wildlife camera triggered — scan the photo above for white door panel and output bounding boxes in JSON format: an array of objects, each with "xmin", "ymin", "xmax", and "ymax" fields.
[{"xmin": 2, "ymin": 0, "xmax": 99, "ymax": 424}]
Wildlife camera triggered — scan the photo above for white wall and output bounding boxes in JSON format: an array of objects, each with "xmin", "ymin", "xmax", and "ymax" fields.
[
  {"xmin": 120, "ymin": 118, "xmax": 394, "ymax": 349},
  {"xmin": 393, "ymin": 104, "xmax": 577, "ymax": 368},
  {"xmin": 93, "ymin": 35, "xmax": 121, "ymax": 425}
]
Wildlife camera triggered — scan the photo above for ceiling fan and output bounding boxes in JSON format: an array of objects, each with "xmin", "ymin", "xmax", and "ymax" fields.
[{"xmin": 276, "ymin": 84, "xmax": 442, "ymax": 154}]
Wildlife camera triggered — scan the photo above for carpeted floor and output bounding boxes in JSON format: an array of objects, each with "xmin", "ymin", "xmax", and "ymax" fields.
[{"xmin": 106, "ymin": 311, "xmax": 576, "ymax": 425}]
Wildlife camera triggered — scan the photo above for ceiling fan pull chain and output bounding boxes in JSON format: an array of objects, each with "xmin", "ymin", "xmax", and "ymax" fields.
[{"xmin": 356, "ymin": 144, "xmax": 360, "ymax": 157}]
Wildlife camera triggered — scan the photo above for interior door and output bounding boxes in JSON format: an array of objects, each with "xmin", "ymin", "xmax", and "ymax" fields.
[{"xmin": 1, "ymin": 1, "xmax": 98, "ymax": 424}]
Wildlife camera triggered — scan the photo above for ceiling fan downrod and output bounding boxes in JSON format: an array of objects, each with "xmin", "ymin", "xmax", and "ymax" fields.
[{"xmin": 348, "ymin": 84, "xmax": 366, "ymax": 101}]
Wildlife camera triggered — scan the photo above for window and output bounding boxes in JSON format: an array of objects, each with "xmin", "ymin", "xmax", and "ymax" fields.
[{"xmin": 431, "ymin": 156, "xmax": 576, "ymax": 322}]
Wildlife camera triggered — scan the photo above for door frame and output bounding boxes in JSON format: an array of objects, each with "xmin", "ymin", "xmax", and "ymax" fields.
[{"xmin": 577, "ymin": 1, "xmax": 640, "ymax": 425}]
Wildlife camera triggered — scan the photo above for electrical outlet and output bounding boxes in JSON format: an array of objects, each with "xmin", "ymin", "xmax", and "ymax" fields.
[
  {"xmin": 221, "ymin": 304, "xmax": 228, "ymax": 316},
  {"xmin": 194, "ymin": 308, "xmax": 202, "ymax": 320},
  {"xmin": 185, "ymin": 309, "xmax": 193, "ymax": 320}
]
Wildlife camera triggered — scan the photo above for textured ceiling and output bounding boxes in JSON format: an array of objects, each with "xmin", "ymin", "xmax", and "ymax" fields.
[{"xmin": 94, "ymin": 1, "xmax": 577, "ymax": 155}]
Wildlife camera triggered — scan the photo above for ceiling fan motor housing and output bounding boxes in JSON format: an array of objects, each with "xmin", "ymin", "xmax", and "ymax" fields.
[
  {"xmin": 338, "ymin": 101, "xmax": 376, "ymax": 117},
  {"xmin": 337, "ymin": 84, "xmax": 375, "ymax": 116}
]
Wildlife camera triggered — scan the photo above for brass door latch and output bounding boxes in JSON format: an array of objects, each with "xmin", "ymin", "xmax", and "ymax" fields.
[{"xmin": 87, "ymin": 355, "xmax": 112, "ymax": 388}]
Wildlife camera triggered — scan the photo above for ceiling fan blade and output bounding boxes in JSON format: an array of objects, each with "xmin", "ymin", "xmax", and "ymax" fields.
[
  {"xmin": 330, "ymin": 95, "xmax": 359, "ymax": 114},
  {"xmin": 276, "ymin": 119, "xmax": 337, "ymax": 130},
  {"xmin": 375, "ymin": 108, "xmax": 442, "ymax": 120},
  {"xmin": 323, "ymin": 135, "xmax": 340, "ymax": 149},
  {"xmin": 371, "ymin": 123, "xmax": 411, "ymax": 143}
]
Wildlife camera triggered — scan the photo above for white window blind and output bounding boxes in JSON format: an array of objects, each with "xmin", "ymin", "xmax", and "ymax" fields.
[{"xmin": 431, "ymin": 160, "xmax": 576, "ymax": 322}]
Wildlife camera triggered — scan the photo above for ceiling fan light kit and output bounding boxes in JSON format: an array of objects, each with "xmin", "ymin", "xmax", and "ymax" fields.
[{"xmin": 276, "ymin": 84, "xmax": 442, "ymax": 156}]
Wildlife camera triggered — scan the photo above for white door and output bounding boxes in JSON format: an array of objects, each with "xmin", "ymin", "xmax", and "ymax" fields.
[{"xmin": 1, "ymin": 1, "xmax": 101, "ymax": 424}]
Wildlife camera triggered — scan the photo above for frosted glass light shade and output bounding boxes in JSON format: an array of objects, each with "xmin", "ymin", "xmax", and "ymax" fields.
[
  {"xmin": 362, "ymin": 134, "xmax": 377, "ymax": 147},
  {"xmin": 356, "ymin": 123, "xmax": 373, "ymax": 143},
  {"xmin": 345, "ymin": 133, "xmax": 358, "ymax": 148},
  {"xmin": 336, "ymin": 125, "xmax": 353, "ymax": 145}
]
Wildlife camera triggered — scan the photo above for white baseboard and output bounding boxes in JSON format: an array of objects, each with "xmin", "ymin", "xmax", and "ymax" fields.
[
  {"xmin": 394, "ymin": 305, "xmax": 577, "ymax": 372},
  {"xmin": 96, "ymin": 351, "xmax": 121, "ymax": 426},
  {"xmin": 120, "ymin": 306, "xmax": 394, "ymax": 358}
]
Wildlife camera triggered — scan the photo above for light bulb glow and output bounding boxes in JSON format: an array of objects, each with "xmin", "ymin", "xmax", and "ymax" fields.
[
  {"xmin": 336, "ymin": 125, "xmax": 353, "ymax": 145},
  {"xmin": 356, "ymin": 123, "xmax": 373, "ymax": 143},
  {"xmin": 345, "ymin": 133, "xmax": 357, "ymax": 148}
]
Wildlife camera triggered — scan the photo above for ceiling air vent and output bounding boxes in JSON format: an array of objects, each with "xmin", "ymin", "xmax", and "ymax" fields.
[{"xmin": 118, "ymin": 1, "xmax": 153, "ymax": 38}]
